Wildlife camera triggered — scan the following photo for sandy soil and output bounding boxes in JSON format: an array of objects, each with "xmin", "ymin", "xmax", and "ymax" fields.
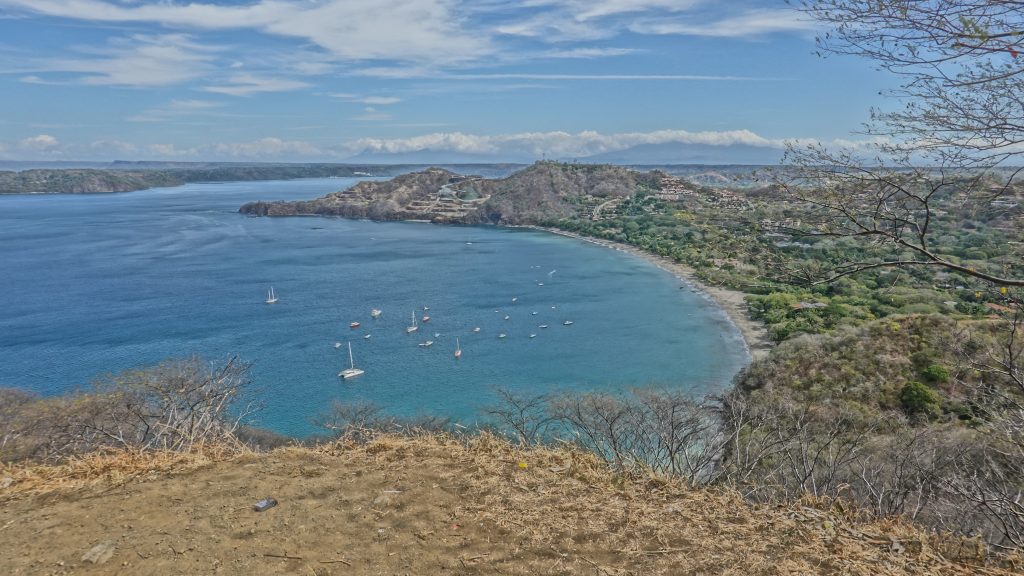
[
  {"xmin": 531, "ymin": 227, "xmax": 773, "ymax": 360},
  {"xmin": 0, "ymin": 436, "xmax": 1008, "ymax": 576}
]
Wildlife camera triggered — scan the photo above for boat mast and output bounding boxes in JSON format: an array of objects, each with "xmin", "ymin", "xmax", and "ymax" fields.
[{"xmin": 348, "ymin": 341, "xmax": 355, "ymax": 369}]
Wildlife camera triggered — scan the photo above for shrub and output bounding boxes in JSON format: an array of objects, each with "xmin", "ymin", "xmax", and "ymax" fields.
[
  {"xmin": 919, "ymin": 364, "xmax": 950, "ymax": 384},
  {"xmin": 899, "ymin": 381, "xmax": 941, "ymax": 419}
]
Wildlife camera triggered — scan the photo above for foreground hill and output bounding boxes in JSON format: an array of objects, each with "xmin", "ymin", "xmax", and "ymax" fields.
[
  {"xmin": 239, "ymin": 161, "xmax": 665, "ymax": 225},
  {"xmin": 0, "ymin": 434, "xmax": 1009, "ymax": 575}
]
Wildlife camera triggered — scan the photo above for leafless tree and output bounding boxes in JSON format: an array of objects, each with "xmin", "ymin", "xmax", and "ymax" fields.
[
  {"xmin": 315, "ymin": 400, "xmax": 453, "ymax": 442},
  {"xmin": 1, "ymin": 357, "xmax": 259, "ymax": 461},
  {"xmin": 485, "ymin": 388, "xmax": 557, "ymax": 445},
  {"xmin": 778, "ymin": 1, "xmax": 1023, "ymax": 286},
  {"xmin": 801, "ymin": 0, "xmax": 1024, "ymax": 166}
]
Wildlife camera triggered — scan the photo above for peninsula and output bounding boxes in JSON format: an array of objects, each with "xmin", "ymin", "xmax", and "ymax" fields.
[{"xmin": 239, "ymin": 161, "xmax": 668, "ymax": 225}]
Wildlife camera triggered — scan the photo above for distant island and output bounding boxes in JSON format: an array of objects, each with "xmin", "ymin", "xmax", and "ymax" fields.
[{"xmin": 0, "ymin": 162, "xmax": 525, "ymax": 194}]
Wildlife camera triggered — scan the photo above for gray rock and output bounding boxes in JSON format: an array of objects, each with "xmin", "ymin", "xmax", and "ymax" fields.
[{"xmin": 82, "ymin": 541, "xmax": 117, "ymax": 565}]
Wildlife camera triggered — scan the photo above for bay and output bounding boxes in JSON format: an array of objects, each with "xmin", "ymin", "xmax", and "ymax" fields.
[{"xmin": 0, "ymin": 178, "xmax": 749, "ymax": 436}]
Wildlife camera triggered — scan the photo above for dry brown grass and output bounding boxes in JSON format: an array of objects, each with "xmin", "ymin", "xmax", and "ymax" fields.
[
  {"xmin": 0, "ymin": 442, "xmax": 244, "ymax": 499},
  {"xmin": 1, "ymin": 433, "xmax": 1019, "ymax": 575}
]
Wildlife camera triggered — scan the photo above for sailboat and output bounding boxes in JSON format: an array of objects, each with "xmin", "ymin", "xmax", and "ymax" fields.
[
  {"xmin": 371, "ymin": 308, "xmax": 382, "ymax": 318},
  {"xmin": 338, "ymin": 342, "xmax": 364, "ymax": 379},
  {"xmin": 454, "ymin": 337, "xmax": 462, "ymax": 359},
  {"xmin": 265, "ymin": 287, "xmax": 278, "ymax": 304},
  {"xmin": 406, "ymin": 311, "xmax": 419, "ymax": 333}
]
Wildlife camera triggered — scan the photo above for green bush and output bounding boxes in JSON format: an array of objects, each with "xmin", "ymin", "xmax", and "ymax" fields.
[
  {"xmin": 899, "ymin": 381, "xmax": 941, "ymax": 419},
  {"xmin": 919, "ymin": 364, "xmax": 950, "ymax": 384}
]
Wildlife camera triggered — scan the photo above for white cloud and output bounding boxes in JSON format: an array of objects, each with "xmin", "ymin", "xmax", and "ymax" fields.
[
  {"xmin": 28, "ymin": 34, "xmax": 218, "ymax": 87},
  {"xmin": 204, "ymin": 74, "xmax": 310, "ymax": 97},
  {"xmin": 329, "ymin": 93, "xmax": 402, "ymax": 105},
  {"xmin": 350, "ymin": 128, "xmax": 785, "ymax": 158},
  {"xmin": 538, "ymin": 47, "xmax": 639, "ymax": 59},
  {"xmin": 353, "ymin": 107, "xmax": 393, "ymax": 122},
  {"xmin": 359, "ymin": 96, "xmax": 402, "ymax": 105},
  {"xmin": 0, "ymin": 131, "xmax": 887, "ymax": 162},
  {"xmin": 143, "ymin": 138, "xmax": 336, "ymax": 160},
  {"xmin": 211, "ymin": 137, "xmax": 326, "ymax": 158},
  {"xmin": 629, "ymin": 9, "xmax": 815, "ymax": 38},
  {"xmin": 0, "ymin": 0, "xmax": 491, "ymax": 66},
  {"xmin": 18, "ymin": 134, "xmax": 59, "ymax": 151},
  {"xmin": 521, "ymin": 0, "xmax": 701, "ymax": 21},
  {"xmin": 356, "ymin": 70, "xmax": 762, "ymax": 81}
]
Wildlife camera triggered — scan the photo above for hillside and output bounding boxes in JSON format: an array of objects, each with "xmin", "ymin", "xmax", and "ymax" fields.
[
  {"xmin": 239, "ymin": 162, "xmax": 665, "ymax": 225},
  {"xmin": 0, "ymin": 434, "xmax": 1010, "ymax": 576}
]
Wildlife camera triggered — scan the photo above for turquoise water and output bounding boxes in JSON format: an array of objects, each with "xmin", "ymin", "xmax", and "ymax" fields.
[{"xmin": 0, "ymin": 178, "xmax": 748, "ymax": 436}]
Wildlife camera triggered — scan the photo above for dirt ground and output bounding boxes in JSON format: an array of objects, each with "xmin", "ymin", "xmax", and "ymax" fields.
[{"xmin": 0, "ymin": 435, "xmax": 1015, "ymax": 575}]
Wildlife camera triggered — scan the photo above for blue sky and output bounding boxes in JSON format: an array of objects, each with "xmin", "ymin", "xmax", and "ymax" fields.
[{"xmin": 0, "ymin": 0, "xmax": 894, "ymax": 162}]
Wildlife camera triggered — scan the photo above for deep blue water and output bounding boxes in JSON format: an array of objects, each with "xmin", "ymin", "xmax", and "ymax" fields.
[{"xmin": 0, "ymin": 178, "xmax": 749, "ymax": 436}]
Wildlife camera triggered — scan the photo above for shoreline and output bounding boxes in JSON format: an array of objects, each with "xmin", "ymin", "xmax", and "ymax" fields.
[{"xmin": 521, "ymin": 225, "xmax": 773, "ymax": 361}]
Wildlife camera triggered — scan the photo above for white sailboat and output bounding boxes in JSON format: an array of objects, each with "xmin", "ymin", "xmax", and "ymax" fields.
[
  {"xmin": 454, "ymin": 338, "xmax": 462, "ymax": 358},
  {"xmin": 406, "ymin": 311, "xmax": 419, "ymax": 333},
  {"xmin": 265, "ymin": 286, "xmax": 278, "ymax": 304},
  {"xmin": 371, "ymin": 308, "xmax": 382, "ymax": 318},
  {"xmin": 338, "ymin": 341, "xmax": 364, "ymax": 379}
]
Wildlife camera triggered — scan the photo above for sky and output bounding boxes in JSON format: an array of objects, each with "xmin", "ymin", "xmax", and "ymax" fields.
[{"xmin": 0, "ymin": 0, "xmax": 895, "ymax": 163}]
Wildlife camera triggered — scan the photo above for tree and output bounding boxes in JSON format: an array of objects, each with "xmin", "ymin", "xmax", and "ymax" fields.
[
  {"xmin": 780, "ymin": 1, "xmax": 1024, "ymax": 549},
  {"xmin": 780, "ymin": 0, "xmax": 1023, "ymax": 287}
]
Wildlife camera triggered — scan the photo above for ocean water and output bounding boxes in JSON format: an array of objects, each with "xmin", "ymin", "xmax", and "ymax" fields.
[{"xmin": 0, "ymin": 178, "xmax": 749, "ymax": 436}]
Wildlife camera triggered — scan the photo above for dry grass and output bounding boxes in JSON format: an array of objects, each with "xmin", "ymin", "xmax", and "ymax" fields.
[
  {"xmin": 0, "ymin": 442, "xmax": 244, "ymax": 499},
  {"xmin": 1, "ymin": 433, "xmax": 1019, "ymax": 575}
]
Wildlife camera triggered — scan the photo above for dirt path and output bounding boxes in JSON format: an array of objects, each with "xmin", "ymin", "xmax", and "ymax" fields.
[{"xmin": 0, "ymin": 436, "xmax": 1005, "ymax": 575}]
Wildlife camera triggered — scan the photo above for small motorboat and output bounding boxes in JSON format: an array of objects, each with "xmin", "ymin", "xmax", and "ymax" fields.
[
  {"xmin": 419, "ymin": 340, "xmax": 434, "ymax": 347},
  {"xmin": 563, "ymin": 320, "xmax": 574, "ymax": 326},
  {"xmin": 531, "ymin": 311, "xmax": 538, "ymax": 315},
  {"xmin": 434, "ymin": 332, "xmax": 440, "ymax": 338},
  {"xmin": 334, "ymin": 342, "xmax": 342, "ymax": 349},
  {"xmin": 504, "ymin": 315, "xmax": 510, "ymax": 321},
  {"xmin": 370, "ymin": 309, "xmax": 382, "ymax": 318},
  {"xmin": 472, "ymin": 327, "xmax": 481, "ymax": 333},
  {"xmin": 422, "ymin": 315, "xmax": 431, "ymax": 323},
  {"xmin": 529, "ymin": 334, "xmax": 537, "ymax": 338},
  {"xmin": 539, "ymin": 324, "xmax": 548, "ymax": 329},
  {"xmin": 512, "ymin": 297, "xmax": 518, "ymax": 303},
  {"xmin": 498, "ymin": 333, "xmax": 507, "ymax": 339},
  {"xmin": 363, "ymin": 334, "xmax": 372, "ymax": 340},
  {"xmin": 350, "ymin": 321, "xmax": 361, "ymax": 329}
]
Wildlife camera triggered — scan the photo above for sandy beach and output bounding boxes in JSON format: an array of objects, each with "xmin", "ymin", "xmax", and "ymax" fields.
[{"xmin": 529, "ymin": 226, "xmax": 773, "ymax": 361}]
